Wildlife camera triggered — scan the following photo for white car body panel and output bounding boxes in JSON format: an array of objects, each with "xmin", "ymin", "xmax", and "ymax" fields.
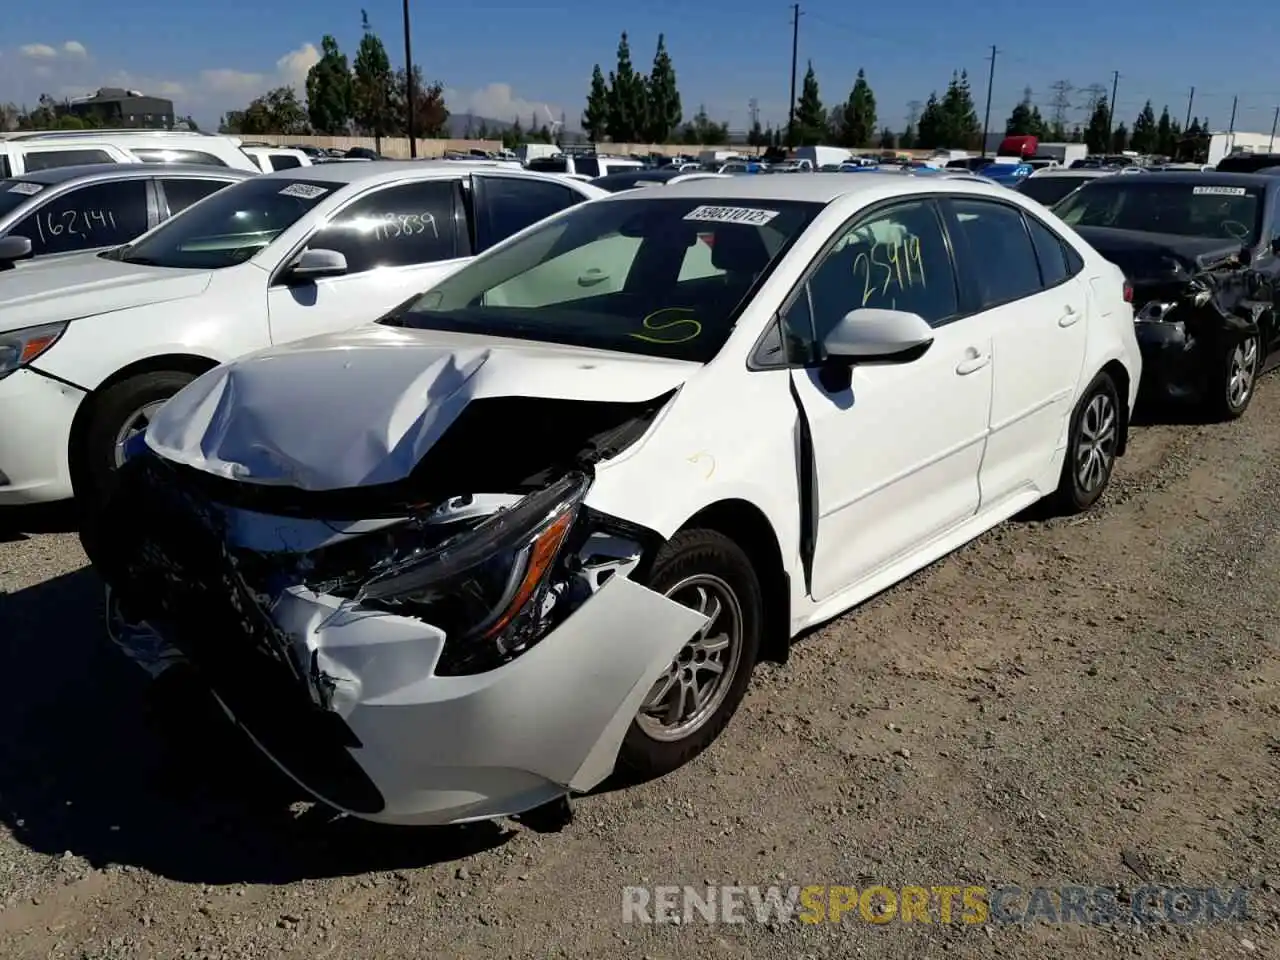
[
  {"xmin": 94, "ymin": 173, "xmax": 1142, "ymax": 825},
  {"xmin": 0, "ymin": 163, "xmax": 608, "ymax": 504}
]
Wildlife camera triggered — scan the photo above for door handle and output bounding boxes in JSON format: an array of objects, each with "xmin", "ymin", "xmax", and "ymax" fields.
[
  {"xmin": 1058, "ymin": 304, "xmax": 1081, "ymax": 327},
  {"xmin": 955, "ymin": 353, "xmax": 991, "ymax": 375},
  {"xmin": 577, "ymin": 271, "xmax": 609, "ymax": 287}
]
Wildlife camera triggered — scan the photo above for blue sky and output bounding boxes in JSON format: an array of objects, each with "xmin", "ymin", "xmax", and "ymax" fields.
[{"xmin": 4, "ymin": 0, "xmax": 1280, "ymax": 137}]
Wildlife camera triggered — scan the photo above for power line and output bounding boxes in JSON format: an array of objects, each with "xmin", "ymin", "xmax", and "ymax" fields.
[
  {"xmin": 1048, "ymin": 80, "xmax": 1074, "ymax": 130},
  {"xmin": 980, "ymin": 45, "xmax": 998, "ymax": 158}
]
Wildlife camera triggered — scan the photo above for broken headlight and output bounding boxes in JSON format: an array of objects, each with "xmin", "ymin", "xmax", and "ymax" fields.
[{"xmin": 354, "ymin": 471, "xmax": 590, "ymax": 675}]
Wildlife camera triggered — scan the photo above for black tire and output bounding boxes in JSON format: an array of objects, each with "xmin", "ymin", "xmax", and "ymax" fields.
[
  {"xmin": 73, "ymin": 370, "xmax": 195, "ymax": 507},
  {"xmin": 617, "ymin": 529, "xmax": 762, "ymax": 779},
  {"xmin": 1053, "ymin": 371, "xmax": 1121, "ymax": 514},
  {"xmin": 1205, "ymin": 333, "xmax": 1260, "ymax": 422}
]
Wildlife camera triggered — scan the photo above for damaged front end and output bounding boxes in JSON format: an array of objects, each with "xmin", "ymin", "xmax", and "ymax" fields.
[
  {"xmin": 89, "ymin": 394, "xmax": 708, "ymax": 826},
  {"xmin": 1103, "ymin": 238, "xmax": 1272, "ymax": 404}
]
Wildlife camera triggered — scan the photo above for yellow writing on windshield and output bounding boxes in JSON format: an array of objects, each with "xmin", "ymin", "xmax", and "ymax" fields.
[{"xmin": 630, "ymin": 307, "xmax": 702, "ymax": 345}]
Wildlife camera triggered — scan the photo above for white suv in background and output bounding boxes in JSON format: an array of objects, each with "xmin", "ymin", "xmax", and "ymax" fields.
[
  {"xmin": 0, "ymin": 161, "xmax": 607, "ymax": 506},
  {"xmin": 241, "ymin": 145, "xmax": 313, "ymax": 172},
  {"xmin": 0, "ymin": 130, "xmax": 260, "ymax": 175}
]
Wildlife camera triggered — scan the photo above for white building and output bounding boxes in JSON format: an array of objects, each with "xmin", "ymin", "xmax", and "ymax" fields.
[{"xmin": 1207, "ymin": 130, "xmax": 1280, "ymax": 165}]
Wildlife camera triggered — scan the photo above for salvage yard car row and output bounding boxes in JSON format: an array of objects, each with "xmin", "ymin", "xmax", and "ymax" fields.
[{"xmin": 2, "ymin": 130, "xmax": 1278, "ymax": 833}]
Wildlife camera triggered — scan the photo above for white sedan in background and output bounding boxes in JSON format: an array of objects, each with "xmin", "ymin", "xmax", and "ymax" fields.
[
  {"xmin": 0, "ymin": 162, "xmax": 607, "ymax": 506},
  {"xmin": 90, "ymin": 173, "xmax": 1141, "ymax": 827}
]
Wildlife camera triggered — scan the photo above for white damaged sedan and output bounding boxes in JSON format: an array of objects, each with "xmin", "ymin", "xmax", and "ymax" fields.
[{"xmin": 87, "ymin": 174, "xmax": 1141, "ymax": 826}]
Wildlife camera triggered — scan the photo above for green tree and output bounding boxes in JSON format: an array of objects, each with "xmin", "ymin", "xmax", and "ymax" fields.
[
  {"xmin": 915, "ymin": 93, "xmax": 942, "ymax": 149},
  {"xmin": 793, "ymin": 61, "xmax": 825, "ymax": 146},
  {"xmin": 747, "ymin": 119, "xmax": 764, "ymax": 147},
  {"xmin": 834, "ymin": 68, "xmax": 877, "ymax": 148},
  {"xmin": 644, "ymin": 33, "xmax": 682, "ymax": 143},
  {"xmin": 1110, "ymin": 122, "xmax": 1129, "ymax": 153},
  {"xmin": 1155, "ymin": 105, "xmax": 1173, "ymax": 155},
  {"xmin": 476, "ymin": 120, "xmax": 490, "ymax": 139},
  {"xmin": 940, "ymin": 70, "xmax": 980, "ymax": 148},
  {"xmin": 899, "ymin": 123, "xmax": 916, "ymax": 149},
  {"xmin": 1084, "ymin": 96, "xmax": 1110, "ymax": 153},
  {"xmin": 352, "ymin": 10, "xmax": 396, "ymax": 147},
  {"xmin": 236, "ymin": 86, "xmax": 308, "ymax": 135},
  {"xmin": 606, "ymin": 31, "xmax": 648, "ymax": 142},
  {"xmin": 1129, "ymin": 100, "xmax": 1157, "ymax": 154},
  {"xmin": 678, "ymin": 104, "xmax": 727, "ymax": 145},
  {"xmin": 878, "ymin": 127, "xmax": 895, "ymax": 149},
  {"xmin": 388, "ymin": 66, "xmax": 449, "ymax": 138},
  {"xmin": 305, "ymin": 35, "xmax": 353, "ymax": 134},
  {"xmin": 1028, "ymin": 105, "xmax": 1048, "ymax": 139},
  {"xmin": 1005, "ymin": 87, "xmax": 1035, "ymax": 135},
  {"xmin": 583, "ymin": 65, "xmax": 610, "ymax": 141}
]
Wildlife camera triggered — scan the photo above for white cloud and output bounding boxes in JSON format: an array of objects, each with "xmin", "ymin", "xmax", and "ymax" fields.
[
  {"xmin": 194, "ymin": 44, "xmax": 319, "ymax": 102},
  {"xmin": 62, "ymin": 41, "xmax": 87, "ymax": 57},
  {"xmin": 276, "ymin": 43, "xmax": 320, "ymax": 89},
  {"xmin": 19, "ymin": 44, "xmax": 58, "ymax": 60},
  {"xmin": 444, "ymin": 82, "xmax": 565, "ymax": 126}
]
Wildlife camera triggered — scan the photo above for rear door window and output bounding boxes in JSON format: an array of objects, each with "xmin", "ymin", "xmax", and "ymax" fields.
[
  {"xmin": 9, "ymin": 179, "xmax": 150, "ymax": 255},
  {"xmin": 160, "ymin": 177, "xmax": 235, "ymax": 216},
  {"xmin": 268, "ymin": 153, "xmax": 303, "ymax": 170},
  {"xmin": 22, "ymin": 149, "xmax": 115, "ymax": 172},
  {"xmin": 946, "ymin": 198, "xmax": 1045, "ymax": 308},
  {"xmin": 473, "ymin": 176, "xmax": 583, "ymax": 252}
]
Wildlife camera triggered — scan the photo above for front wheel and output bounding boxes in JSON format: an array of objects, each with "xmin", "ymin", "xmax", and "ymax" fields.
[
  {"xmin": 1206, "ymin": 334, "xmax": 1260, "ymax": 421},
  {"xmin": 617, "ymin": 529, "xmax": 762, "ymax": 779},
  {"xmin": 1053, "ymin": 371, "xmax": 1121, "ymax": 514},
  {"xmin": 73, "ymin": 370, "xmax": 195, "ymax": 507}
]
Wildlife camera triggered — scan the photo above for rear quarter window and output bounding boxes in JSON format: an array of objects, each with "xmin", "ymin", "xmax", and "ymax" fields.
[{"xmin": 22, "ymin": 149, "xmax": 115, "ymax": 172}]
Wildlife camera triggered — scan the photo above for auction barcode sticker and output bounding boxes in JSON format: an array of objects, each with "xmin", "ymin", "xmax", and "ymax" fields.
[
  {"xmin": 279, "ymin": 182, "xmax": 330, "ymax": 199},
  {"xmin": 8, "ymin": 182, "xmax": 43, "ymax": 195},
  {"xmin": 1192, "ymin": 186, "xmax": 1247, "ymax": 196},
  {"xmin": 684, "ymin": 205, "xmax": 780, "ymax": 226}
]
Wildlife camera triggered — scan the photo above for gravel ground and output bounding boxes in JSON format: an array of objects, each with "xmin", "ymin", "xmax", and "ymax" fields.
[{"xmin": 0, "ymin": 386, "xmax": 1277, "ymax": 959}]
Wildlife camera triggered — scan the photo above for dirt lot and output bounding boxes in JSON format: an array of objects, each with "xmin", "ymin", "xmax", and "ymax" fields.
[{"xmin": 1, "ymin": 385, "xmax": 1277, "ymax": 959}]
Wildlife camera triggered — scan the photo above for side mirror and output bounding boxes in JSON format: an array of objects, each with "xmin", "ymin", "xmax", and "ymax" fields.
[
  {"xmin": 284, "ymin": 248, "xmax": 348, "ymax": 283},
  {"xmin": 822, "ymin": 308, "xmax": 935, "ymax": 364},
  {"xmin": 0, "ymin": 235, "xmax": 34, "ymax": 264}
]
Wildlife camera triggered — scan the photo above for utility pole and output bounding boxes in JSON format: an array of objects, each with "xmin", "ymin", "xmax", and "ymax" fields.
[
  {"xmin": 1270, "ymin": 106, "xmax": 1279, "ymax": 153},
  {"xmin": 1105, "ymin": 70, "xmax": 1120, "ymax": 147},
  {"xmin": 1228, "ymin": 95, "xmax": 1238, "ymax": 133},
  {"xmin": 786, "ymin": 3, "xmax": 802, "ymax": 149},
  {"xmin": 980, "ymin": 45, "xmax": 998, "ymax": 158},
  {"xmin": 1184, "ymin": 87, "xmax": 1195, "ymax": 129},
  {"xmin": 402, "ymin": 0, "xmax": 416, "ymax": 157}
]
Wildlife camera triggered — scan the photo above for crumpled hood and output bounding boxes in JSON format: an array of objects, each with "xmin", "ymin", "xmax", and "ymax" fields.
[
  {"xmin": 0, "ymin": 253, "xmax": 211, "ymax": 333},
  {"xmin": 145, "ymin": 324, "xmax": 699, "ymax": 491},
  {"xmin": 1075, "ymin": 226, "xmax": 1245, "ymax": 279}
]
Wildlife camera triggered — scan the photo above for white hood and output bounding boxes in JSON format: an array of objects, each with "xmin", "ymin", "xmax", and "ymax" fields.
[
  {"xmin": 0, "ymin": 253, "xmax": 211, "ymax": 333},
  {"xmin": 145, "ymin": 324, "xmax": 698, "ymax": 491}
]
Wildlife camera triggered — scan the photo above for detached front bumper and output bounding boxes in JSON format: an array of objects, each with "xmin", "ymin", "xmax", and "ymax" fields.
[{"xmin": 93, "ymin": 461, "xmax": 705, "ymax": 827}]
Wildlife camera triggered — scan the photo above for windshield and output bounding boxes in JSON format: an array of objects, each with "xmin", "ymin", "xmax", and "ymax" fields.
[
  {"xmin": 1017, "ymin": 175, "xmax": 1096, "ymax": 206},
  {"xmin": 120, "ymin": 177, "xmax": 337, "ymax": 269},
  {"xmin": 384, "ymin": 195, "xmax": 821, "ymax": 363},
  {"xmin": 0, "ymin": 181, "xmax": 43, "ymax": 219},
  {"xmin": 1053, "ymin": 180, "xmax": 1263, "ymax": 243}
]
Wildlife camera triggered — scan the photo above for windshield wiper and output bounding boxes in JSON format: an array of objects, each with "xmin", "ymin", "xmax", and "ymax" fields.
[{"xmin": 118, "ymin": 255, "xmax": 166, "ymax": 266}]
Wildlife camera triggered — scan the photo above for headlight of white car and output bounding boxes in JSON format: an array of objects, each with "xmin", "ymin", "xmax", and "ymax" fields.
[
  {"xmin": 351, "ymin": 470, "xmax": 591, "ymax": 674},
  {"xmin": 0, "ymin": 322, "xmax": 68, "ymax": 381}
]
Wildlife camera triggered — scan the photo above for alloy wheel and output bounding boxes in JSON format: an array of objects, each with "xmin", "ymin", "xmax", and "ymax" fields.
[
  {"xmin": 1227, "ymin": 336, "xmax": 1259, "ymax": 411},
  {"xmin": 1075, "ymin": 391, "xmax": 1117, "ymax": 494},
  {"xmin": 112, "ymin": 400, "xmax": 166, "ymax": 467},
  {"xmin": 636, "ymin": 573, "xmax": 744, "ymax": 742}
]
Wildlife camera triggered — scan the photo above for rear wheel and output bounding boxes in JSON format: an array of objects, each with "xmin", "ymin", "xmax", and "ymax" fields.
[
  {"xmin": 1053, "ymin": 371, "xmax": 1120, "ymax": 514},
  {"xmin": 617, "ymin": 529, "xmax": 762, "ymax": 779}
]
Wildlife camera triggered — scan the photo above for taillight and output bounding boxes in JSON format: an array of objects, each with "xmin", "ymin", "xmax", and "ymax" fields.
[{"xmin": 1122, "ymin": 281, "xmax": 1133, "ymax": 303}]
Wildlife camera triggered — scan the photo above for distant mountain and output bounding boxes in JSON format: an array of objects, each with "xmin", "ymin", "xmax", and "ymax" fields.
[{"xmin": 445, "ymin": 112, "xmax": 579, "ymax": 138}]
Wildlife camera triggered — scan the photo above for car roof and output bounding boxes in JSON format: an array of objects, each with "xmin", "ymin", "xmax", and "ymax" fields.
[
  {"xmin": 605, "ymin": 170, "xmax": 1018, "ymax": 205},
  {"xmin": 256, "ymin": 159, "xmax": 585, "ymax": 187},
  {"xmin": 1082, "ymin": 170, "xmax": 1272, "ymax": 188},
  {"xmin": 9, "ymin": 163, "xmax": 256, "ymax": 185},
  {"xmin": 1030, "ymin": 168, "xmax": 1115, "ymax": 178}
]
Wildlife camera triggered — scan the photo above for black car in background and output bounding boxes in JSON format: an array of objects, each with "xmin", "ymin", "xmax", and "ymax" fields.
[{"xmin": 1054, "ymin": 172, "xmax": 1280, "ymax": 419}]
